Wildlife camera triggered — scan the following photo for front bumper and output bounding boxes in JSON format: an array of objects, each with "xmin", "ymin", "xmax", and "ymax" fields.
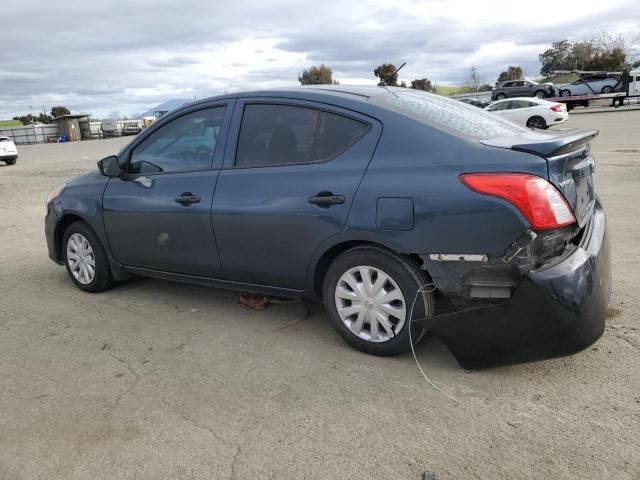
[
  {"xmin": 0, "ymin": 153, "xmax": 18, "ymax": 160},
  {"xmin": 45, "ymin": 204, "xmax": 63, "ymax": 264},
  {"xmin": 419, "ymin": 200, "xmax": 611, "ymax": 369}
]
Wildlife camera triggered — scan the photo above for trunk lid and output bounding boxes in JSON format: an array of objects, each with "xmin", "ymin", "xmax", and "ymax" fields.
[{"xmin": 481, "ymin": 129, "xmax": 598, "ymax": 227}]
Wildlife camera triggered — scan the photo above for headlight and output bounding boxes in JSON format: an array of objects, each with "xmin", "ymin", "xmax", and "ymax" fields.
[{"xmin": 46, "ymin": 183, "xmax": 66, "ymax": 206}]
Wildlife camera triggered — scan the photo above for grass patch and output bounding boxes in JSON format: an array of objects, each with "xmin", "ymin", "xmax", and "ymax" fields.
[
  {"xmin": 0, "ymin": 120, "xmax": 22, "ymax": 128},
  {"xmin": 434, "ymin": 85, "xmax": 462, "ymax": 96}
]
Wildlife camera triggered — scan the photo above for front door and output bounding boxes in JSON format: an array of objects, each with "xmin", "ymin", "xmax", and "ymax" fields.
[
  {"xmin": 212, "ymin": 99, "xmax": 381, "ymax": 289},
  {"xmin": 103, "ymin": 104, "xmax": 230, "ymax": 277}
]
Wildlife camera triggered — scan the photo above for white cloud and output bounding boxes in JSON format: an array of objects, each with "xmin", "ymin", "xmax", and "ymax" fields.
[{"xmin": 0, "ymin": 0, "xmax": 638, "ymax": 118}]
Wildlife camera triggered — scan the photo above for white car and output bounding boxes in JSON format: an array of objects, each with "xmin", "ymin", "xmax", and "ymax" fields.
[
  {"xmin": 0, "ymin": 136, "xmax": 18, "ymax": 165},
  {"xmin": 485, "ymin": 97, "xmax": 568, "ymax": 129}
]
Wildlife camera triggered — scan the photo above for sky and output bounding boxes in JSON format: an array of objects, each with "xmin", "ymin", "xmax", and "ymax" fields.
[{"xmin": 1, "ymin": 0, "xmax": 639, "ymax": 119}]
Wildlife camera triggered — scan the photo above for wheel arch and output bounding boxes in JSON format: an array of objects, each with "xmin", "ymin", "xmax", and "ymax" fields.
[
  {"xmin": 309, "ymin": 239, "xmax": 425, "ymax": 300},
  {"xmin": 54, "ymin": 213, "xmax": 88, "ymax": 261}
]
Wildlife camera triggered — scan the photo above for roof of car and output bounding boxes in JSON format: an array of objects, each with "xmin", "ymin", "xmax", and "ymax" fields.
[{"xmin": 194, "ymin": 84, "xmax": 391, "ymax": 105}]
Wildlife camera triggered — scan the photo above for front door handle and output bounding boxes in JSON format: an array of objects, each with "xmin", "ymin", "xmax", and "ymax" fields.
[
  {"xmin": 308, "ymin": 191, "xmax": 345, "ymax": 208},
  {"xmin": 174, "ymin": 192, "xmax": 201, "ymax": 206}
]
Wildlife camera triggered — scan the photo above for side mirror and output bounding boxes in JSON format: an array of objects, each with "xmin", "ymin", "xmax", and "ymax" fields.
[{"xmin": 97, "ymin": 155, "xmax": 120, "ymax": 177}]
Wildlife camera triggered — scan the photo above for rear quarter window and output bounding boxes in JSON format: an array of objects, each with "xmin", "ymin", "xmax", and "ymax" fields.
[
  {"xmin": 315, "ymin": 112, "xmax": 369, "ymax": 159},
  {"xmin": 377, "ymin": 90, "xmax": 524, "ymax": 140}
]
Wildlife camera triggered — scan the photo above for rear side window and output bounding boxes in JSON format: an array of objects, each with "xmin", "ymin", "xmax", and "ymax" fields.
[
  {"xmin": 379, "ymin": 91, "xmax": 524, "ymax": 140},
  {"xmin": 236, "ymin": 104, "xmax": 368, "ymax": 167},
  {"xmin": 508, "ymin": 100, "xmax": 533, "ymax": 109}
]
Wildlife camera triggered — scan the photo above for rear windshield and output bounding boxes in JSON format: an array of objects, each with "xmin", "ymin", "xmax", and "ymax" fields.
[{"xmin": 374, "ymin": 90, "xmax": 525, "ymax": 140}]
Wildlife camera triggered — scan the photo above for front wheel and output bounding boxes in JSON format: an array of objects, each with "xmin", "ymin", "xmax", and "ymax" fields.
[
  {"xmin": 527, "ymin": 116, "xmax": 547, "ymax": 129},
  {"xmin": 62, "ymin": 222, "xmax": 115, "ymax": 293},
  {"xmin": 495, "ymin": 93, "xmax": 506, "ymax": 100},
  {"xmin": 4, "ymin": 158, "xmax": 17, "ymax": 165},
  {"xmin": 534, "ymin": 90, "xmax": 546, "ymax": 98},
  {"xmin": 601, "ymin": 86, "xmax": 613, "ymax": 94},
  {"xmin": 560, "ymin": 89, "xmax": 571, "ymax": 97},
  {"xmin": 323, "ymin": 246, "xmax": 434, "ymax": 356}
]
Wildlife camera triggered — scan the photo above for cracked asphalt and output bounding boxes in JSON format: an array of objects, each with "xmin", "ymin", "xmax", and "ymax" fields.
[{"xmin": 1, "ymin": 109, "xmax": 639, "ymax": 479}]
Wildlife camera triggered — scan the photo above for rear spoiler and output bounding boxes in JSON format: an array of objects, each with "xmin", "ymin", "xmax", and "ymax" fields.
[{"xmin": 481, "ymin": 129, "xmax": 599, "ymax": 158}]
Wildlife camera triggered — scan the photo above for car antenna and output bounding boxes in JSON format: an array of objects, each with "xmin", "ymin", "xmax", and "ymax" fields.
[{"xmin": 378, "ymin": 62, "xmax": 407, "ymax": 86}]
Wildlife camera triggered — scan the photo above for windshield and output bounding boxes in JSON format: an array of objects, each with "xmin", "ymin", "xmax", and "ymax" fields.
[{"xmin": 375, "ymin": 90, "xmax": 525, "ymax": 140}]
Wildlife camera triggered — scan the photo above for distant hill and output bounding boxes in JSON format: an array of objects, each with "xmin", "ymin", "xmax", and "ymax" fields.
[{"xmin": 141, "ymin": 99, "xmax": 191, "ymax": 118}]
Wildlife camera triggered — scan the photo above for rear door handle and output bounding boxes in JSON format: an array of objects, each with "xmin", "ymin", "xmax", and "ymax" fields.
[
  {"xmin": 308, "ymin": 192, "xmax": 345, "ymax": 208},
  {"xmin": 174, "ymin": 192, "xmax": 201, "ymax": 205}
]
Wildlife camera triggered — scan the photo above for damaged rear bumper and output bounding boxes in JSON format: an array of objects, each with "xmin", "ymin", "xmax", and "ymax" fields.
[{"xmin": 418, "ymin": 199, "xmax": 611, "ymax": 369}]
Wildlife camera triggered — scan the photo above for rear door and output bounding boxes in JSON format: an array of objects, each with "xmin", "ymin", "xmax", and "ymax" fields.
[
  {"xmin": 511, "ymin": 81, "xmax": 527, "ymax": 96},
  {"xmin": 212, "ymin": 99, "xmax": 382, "ymax": 289}
]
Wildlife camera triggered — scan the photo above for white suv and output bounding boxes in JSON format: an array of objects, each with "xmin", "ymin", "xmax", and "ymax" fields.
[{"xmin": 0, "ymin": 136, "xmax": 18, "ymax": 165}]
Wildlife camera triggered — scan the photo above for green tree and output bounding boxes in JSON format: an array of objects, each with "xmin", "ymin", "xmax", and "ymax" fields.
[
  {"xmin": 539, "ymin": 40, "xmax": 573, "ymax": 75},
  {"xmin": 298, "ymin": 65, "xmax": 335, "ymax": 85},
  {"xmin": 586, "ymin": 47, "xmax": 627, "ymax": 71},
  {"xmin": 497, "ymin": 66, "xmax": 524, "ymax": 82},
  {"xmin": 50, "ymin": 106, "xmax": 70, "ymax": 118},
  {"xmin": 477, "ymin": 83, "xmax": 493, "ymax": 92},
  {"xmin": 571, "ymin": 41, "xmax": 596, "ymax": 70},
  {"xmin": 374, "ymin": 63, "xmax": 399, "ymax": 86},
  {"xmin": 410, "ymin": 78, "xmax": 432, "ymax": 91}
]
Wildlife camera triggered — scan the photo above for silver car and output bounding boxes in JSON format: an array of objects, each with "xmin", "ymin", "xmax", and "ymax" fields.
[{"xmin": 556, "ymin": 75, "xmax": 620, "ymax": 96}]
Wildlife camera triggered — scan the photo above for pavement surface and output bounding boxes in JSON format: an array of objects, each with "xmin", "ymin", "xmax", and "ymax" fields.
[{"xmin": 1, "ymin": 112, "xmax": 639, "ymax": 479}]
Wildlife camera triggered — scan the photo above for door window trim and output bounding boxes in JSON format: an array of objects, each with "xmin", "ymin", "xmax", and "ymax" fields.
[
  {"xmin": 120, "ymin": 102, "xmax": 232, "ymax": 177},
  {"xmin": 230, "ymin": 101, "xmax": 372, "ymax": 170}
]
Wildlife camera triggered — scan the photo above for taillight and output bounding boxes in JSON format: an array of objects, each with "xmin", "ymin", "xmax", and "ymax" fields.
[
  {"xmin": 459, "ymin": 173, "xmax": 575, "ymax": 230},
  {"xmin": 550, "ymin": 104, "xmax": 564, "ymax": 112}
]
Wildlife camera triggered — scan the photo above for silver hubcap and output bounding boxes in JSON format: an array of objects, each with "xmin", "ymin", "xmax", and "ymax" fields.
[
  {"xmin": 334, "ymin": 266, "xmax": 407, "ymax": 343},
  {"xmin": 66, "ymin": 233, "xmax": 96, "ymax": 285}
]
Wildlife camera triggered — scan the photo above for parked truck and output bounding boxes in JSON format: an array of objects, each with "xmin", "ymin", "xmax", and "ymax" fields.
[
  {"xmin": 547, "ymin": 69, "xmax": 640, "ymax": 110},
  {"xmin": 101, "ymin": 121, "xmax": 117, "ymax": 138}
]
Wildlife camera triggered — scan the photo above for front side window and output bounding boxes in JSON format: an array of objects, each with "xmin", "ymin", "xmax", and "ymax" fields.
[
  {"xmin": 235, "ymin": 104, "xmax": 369, "ymax": 167},
  {"xmin": 129, "ymin": 107, "xmax": 225, "ymax": 174}
]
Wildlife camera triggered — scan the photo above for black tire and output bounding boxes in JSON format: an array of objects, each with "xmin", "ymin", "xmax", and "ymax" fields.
[
  {"xmin": 534, "ymin": 90, "xmax": 546, "ymax": 98},
  {"xmin": 62, "ymin": 221, "xmax": 115, "ymax": 293},
  {"xmin": 496, "ymin": 93, "xmax": 506, "ymax": 100},
  {"xmin": 561, "ymin": 89, "xmax": 571, "ymax": 97},
  {"xmin": 527, "ymin": 116, "xmax": 547, "ymax": 129},
  {"xmin": 601, "ymin": 86, "xmax": 613, "ymax": 94},
  {"xmin": 4, "ymin": 158, "xmax": 17, "ymax": 165},
  {"xmin": 323, "ymin": 246, "xmax": 434, "ymax": 356}
]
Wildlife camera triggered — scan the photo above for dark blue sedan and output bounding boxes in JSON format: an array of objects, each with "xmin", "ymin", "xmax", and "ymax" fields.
[{"xmin": 45, "ymin": 86, "xmax": 611, "ymax": 368}]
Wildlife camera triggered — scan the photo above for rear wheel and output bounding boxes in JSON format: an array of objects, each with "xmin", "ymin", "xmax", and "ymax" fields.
[
  {"xmin": 496, "ymin": 93, "xmax": 506, "ymax": 100},
  {"xmin": 62, "ymin": 222, "xmax": 115, "ymax": 293},
  {"xmin": 323, "ymin": 246, "xmax": 434, "ymax": 356},
  {"xmin": 4, "ymin": 158, "xmax": 16, "ymax": 165},
  {"xmin": 527, "ymin": 116, "xmax": 547, "ymax": 129},
  {"xmin": 601, "ymin": 86, "xmax": 613, "ymax": 94}
]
